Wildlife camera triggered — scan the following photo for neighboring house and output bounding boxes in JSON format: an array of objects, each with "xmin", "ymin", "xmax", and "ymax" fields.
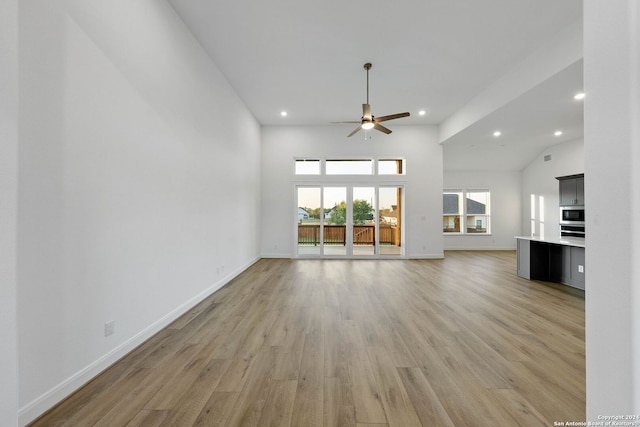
[
  {"xmin": 381, "ymin": 205, "xmax": 398, "ymax": 226},
  {"xmin": 443, "ymin": 194, "xmax": 460, "ymax": 215},
  {"xmin": 324, "ymin": 206, "xmax": 336, "ymax": 220},
  {"xmin": 298, "ymin": 207, "xmax": 310, "ymax": 221},
  {"xmin": 466, "ymin": 198, "xmax": 487, "ymax": 232}
]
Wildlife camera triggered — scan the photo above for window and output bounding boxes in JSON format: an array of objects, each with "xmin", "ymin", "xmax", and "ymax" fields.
[
  {"xmin": 378, "ymin": 159, "xmax": 405, "ymax": 175},
  {"xmin": 326, "ymin": 159, "xmax": 373, "ymax": 175},
  {"xmin": 295, "ymin": 159, "xmax": 320, "ymax": 175},
  {"xmin": 443, "ymin": 190, "xmax": 463, "ymax": 233},
  {"xmin": 294, "ymin": 158, "xmax": 405, "ymax": 175},
  {"xmin": 443, "ymin": 189, "xmax": 491, "ymax": 234},
  {"xmin": 465, "ymin": 190, "xmax": 490, "ymax": 233}
]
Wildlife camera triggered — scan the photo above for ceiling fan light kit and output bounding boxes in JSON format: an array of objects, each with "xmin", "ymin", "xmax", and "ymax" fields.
[{"xmin": 345, "ymin": 62, "xmax": 410, "ymax": 138}]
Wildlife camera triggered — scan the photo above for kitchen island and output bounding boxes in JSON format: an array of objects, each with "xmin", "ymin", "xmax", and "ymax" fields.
[{"xmin": 515, "ymin": 236, "xmax": 585, "ymax": 289}]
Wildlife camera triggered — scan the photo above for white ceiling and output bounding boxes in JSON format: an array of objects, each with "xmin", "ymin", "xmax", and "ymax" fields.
[{"xmin": 168, "ymin": 0, "xmax": 583, "ymax": 171}]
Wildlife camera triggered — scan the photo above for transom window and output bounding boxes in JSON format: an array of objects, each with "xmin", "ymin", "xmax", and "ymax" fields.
[
  {"xmin": 295, "ymin": 159, "xmax": 320, "ymax": 175},
  {"xmin": 294, "ymin": 158, "xmax": 405, "ymax": 175},
  {"xmin": 326, "ymin": 159, "xmax": 373, "ymax": 175}
]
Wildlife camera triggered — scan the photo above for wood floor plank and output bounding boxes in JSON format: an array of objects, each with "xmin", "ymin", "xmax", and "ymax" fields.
[
  {"xmin": 323, "ymin": 376, "xmax": 356, "ymax": 427},
  {"xmin": 489, "ymin": 388, "xmax": 550, "ymax": 426},
  {"xmin": 342, "ymin": 320, "xmax": 387, "ymax": 425},
  {"xmin": 28, "ymin": 360, "xmax": 135, "ymax": 427},
  {"xmin": 30, "ymin": 252, "xmax": 585, "ymax": 427},
  {"xmin": 290, "ymin": 307, "xmax": 325, "ymax": 427},
  {"xmin": 256, "ymin": 379, "xmax": 298, "ymax": 427},
  {"xmin": 125, "ymin": 410, "xmax": 169, "ymax": 427},
  {"xmin": 157, "ymin": 358, "xmax": 232, "ymax": 426},
  {"xmin": 224, "ymin": 346, "xmax": 278, "ymax": 426},
  {"xmin": 57, "ymin": 368, "xmax": 153, "ymax": 427},
  {"xmin": 366, "ymin": 347, "xmax": 422, "ymax": 427},
  {"xmin": 192, "ymin": 392, "xmax": 239, "ymax": 427},
  {"xmin": 396, "ymin": 367, "xmax": 455, "ymax": 427},
  {"xmin": 92, "ymin": 344, "xmax": 203, "ymax": 427}
]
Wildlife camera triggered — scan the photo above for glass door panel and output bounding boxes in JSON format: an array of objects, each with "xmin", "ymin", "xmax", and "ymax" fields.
[
  {"xmin": 323, "ymin": 187, "xmax": 347, "ymax": 256},
  {"xmin": 297, "ymin": 187, "xmax": 321, "ymax": 255},
  {"xmin": 353, "ymin": 187, "xmax": 376, "ymax": 256},
  {"xmin": 379, "ymin": 186, "xmax": 403, "ymax": 256}
]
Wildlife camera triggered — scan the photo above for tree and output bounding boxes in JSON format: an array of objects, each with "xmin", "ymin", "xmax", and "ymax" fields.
[
  {"xmin": 309, "ymin": 207, "xmax": 321, "ymax": 219},
  {"xmin": 328, "ymin": 201, "xmax": 347, "ymax": 225},
  {"xmin": 327, "ymin": 199, "xmax": 373, "ymax": 225},
  {"xmin": 353, "ymin": 199, "xmax": 373, "ymax": 225}
]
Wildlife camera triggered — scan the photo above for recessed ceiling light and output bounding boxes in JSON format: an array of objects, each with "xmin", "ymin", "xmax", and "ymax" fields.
[
  {"xmin": 554, "ymin": 130, "xmax": 563, "ymax": 136},
  {"xmin": 418, "ymin": 110, "xmax": 426, "ymax": 116},
  {"xmin": 280, "ymin": 111, "xmax": 288, "ymax": 117},
  {"xmin": 493, "ymin": 131, "xmax": 501, "ymax": 137},
  {"xmin": 574, "ymin": 92, "xmax": 585, "ymax": 100}
]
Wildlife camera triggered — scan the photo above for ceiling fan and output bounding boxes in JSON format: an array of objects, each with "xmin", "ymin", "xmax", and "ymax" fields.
[{"xmin": 340, "ymin": 63, "xmax": 410, "ymax": 137}]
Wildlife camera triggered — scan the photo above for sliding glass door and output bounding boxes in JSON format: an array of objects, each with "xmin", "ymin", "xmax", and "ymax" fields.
[{"xmin": 296, "ymin": 185, "xmax": 403, "ymax": 258}]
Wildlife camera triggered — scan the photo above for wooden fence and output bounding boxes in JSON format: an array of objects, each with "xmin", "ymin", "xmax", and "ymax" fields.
[{"xmin": 298, "ymin": 224, "xmax": 399, "ymax": 246}]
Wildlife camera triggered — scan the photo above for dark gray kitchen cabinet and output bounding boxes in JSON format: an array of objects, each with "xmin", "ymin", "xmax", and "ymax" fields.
[
  {"xmin": 516, "ymin": 238, "xmax": 585, "ymax": 290},
  {"xmin": 570, "ymin": 246, "xmax": 585, "ymax": 289},
  {"xmin": 517, "ymin": 238, "xmax": 531, "ymax": 279},
  {"xmin": 558, "ymin": 174, "xmax": 584, "ymax": 206}
]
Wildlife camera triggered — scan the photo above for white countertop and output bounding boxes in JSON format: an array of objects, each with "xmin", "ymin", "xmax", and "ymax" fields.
[{"xmin": 515, "ymin": 235, "xmax": 586, "ymax": 248}]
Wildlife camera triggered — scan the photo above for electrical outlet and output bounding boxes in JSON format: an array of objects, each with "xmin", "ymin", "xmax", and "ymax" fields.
[
  {"xmin": 578, "ymin": 265, "xmax": 584, "ymax": 274},
  {"xmin": 104, "ymin": 321, "xmax": 115, "ymax": 337}
]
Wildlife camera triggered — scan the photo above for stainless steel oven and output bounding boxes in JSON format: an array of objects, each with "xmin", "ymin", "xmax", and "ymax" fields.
[{"xmin": 560, "ymin": 206, "xmax": 585, "ymax": 238}]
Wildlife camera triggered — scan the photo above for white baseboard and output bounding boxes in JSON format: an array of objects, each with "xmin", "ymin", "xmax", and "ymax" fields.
[
  {"xmin": 260, "ymin": 252, "xmax": 292, "ymax": 259},
  {"xmin": 408, "ymin": 253, "xmax": 445, "ymax": 259},
  {"xmin": 443, "ymin": 247, "xmax": 516, "ymax": 251},
  {"xmin": 18, "ymin": 256, "xmax": 260, "ymax": 426}
]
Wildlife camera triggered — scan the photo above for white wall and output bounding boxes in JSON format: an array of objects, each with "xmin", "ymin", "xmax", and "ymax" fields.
[
  {"xmin": 443, "ymin": 171, "xmax": 521, "ymax": 250},
  {"xmin": 260, "ymin": 125, "xmax": 443, "ymax": 259},
  {"xmin": 584, "ymin": 0, "xmax": 640, "ymax": 419},
  {"xmin": 521, "ymin": 138, "xmax": 584, "ymax": 239},
  {"xmin": 440, "ymin": 20, "xmax": 582, "ymax": 143},
  {"xmin": 0, "ymin": 0, "xmax": 19, "ymax": 425},
  {"xmin": 18, "ymin": 1, "xmax": 260, "ymax": 424}
]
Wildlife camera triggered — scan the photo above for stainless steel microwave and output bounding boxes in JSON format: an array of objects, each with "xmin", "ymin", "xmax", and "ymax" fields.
[{"xmin": 560, "ymin": 206, "xmax": 585, "ymax": 225}]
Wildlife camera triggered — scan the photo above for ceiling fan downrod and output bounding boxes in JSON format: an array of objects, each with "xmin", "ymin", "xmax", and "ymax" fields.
[{"xmin": 364, "ymin": 62, "xmax": 372, "ymax": 105}]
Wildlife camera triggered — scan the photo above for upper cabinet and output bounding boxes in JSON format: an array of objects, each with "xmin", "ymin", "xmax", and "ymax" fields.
[{"xmin": 557, "ymin": 174, "xmax": 585, "ymax": 206}]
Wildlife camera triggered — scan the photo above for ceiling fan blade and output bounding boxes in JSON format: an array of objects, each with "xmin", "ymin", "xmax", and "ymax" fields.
[
  {"xmin": 375, "ymin": 112, "xmax": 410, "ymax": 123},
  {"xmin": 373, "ymin": 123, "xmax": 392, "ymax": 134},
  {"xmin": 362, "ymin": 104, "xmax": 372, "ymax": 120},
  {"xmin": 347, "ymin": 125, "xmax": 363, "ymax": 137},
  {"xmin": 332, "ymin": 121, "xmax": 361, "ymax": 124}
]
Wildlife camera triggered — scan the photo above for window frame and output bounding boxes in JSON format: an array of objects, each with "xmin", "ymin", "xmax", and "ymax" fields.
[
  {"xmin": 443, "ymin": 188, "xmax": 491, "ymax": 235},
  {"xmin": 293, "ymin": 158, "xmax": 406, "ymax": 176}
]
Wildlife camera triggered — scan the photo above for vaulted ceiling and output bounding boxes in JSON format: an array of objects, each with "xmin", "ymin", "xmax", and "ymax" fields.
[{"xmin": 169, "ymin": 0, "xmax": 583, "ymax": 171}]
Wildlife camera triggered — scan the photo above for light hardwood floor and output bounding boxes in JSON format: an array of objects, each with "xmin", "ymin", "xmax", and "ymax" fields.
[{"xmin": 30, "ymin": 251, "xmax": 585, "ymax": 426}]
